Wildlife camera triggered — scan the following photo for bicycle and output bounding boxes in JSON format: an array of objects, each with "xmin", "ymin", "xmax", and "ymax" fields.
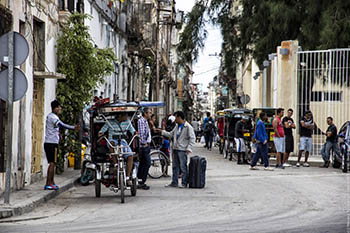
[
  {"xmin": 148, "ymin": 135, "xmax": 170, "ymax": 179},
  {"xmin": 95, "ymin": 136, "xmax": 137, "ymax": 203}
]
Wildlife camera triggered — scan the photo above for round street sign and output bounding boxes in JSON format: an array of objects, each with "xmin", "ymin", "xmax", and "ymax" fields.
[
  {"xmin": 0, "ymin": 68, "xmax": 28, "ymax": 101},
  {"xmin": 0, "ymin": 32, "xmax": 29, "ymax": 66},
  {"xmin": 240, "ymin": 94, "xmax": 251, "ymax": 105}
]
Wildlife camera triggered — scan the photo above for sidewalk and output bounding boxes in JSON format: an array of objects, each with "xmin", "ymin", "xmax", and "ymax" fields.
[
  {"xmin": 269, "ymin": 155, "xmax": 324, "ymax": 167},
  {"xmin": 0, "ymin": 168, "xmax": 80, "ymax": 219}
]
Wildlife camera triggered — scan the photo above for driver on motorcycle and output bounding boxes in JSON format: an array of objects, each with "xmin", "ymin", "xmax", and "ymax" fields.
[{"xmin": 98, "ymin": 113, "xmax": 136, "ymax": 185}]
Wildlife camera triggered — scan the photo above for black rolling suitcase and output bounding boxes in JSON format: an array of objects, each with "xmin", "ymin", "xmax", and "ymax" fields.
[{"xmin": 188, "ymin": 156, "xmax": 207, "ymax": 188}]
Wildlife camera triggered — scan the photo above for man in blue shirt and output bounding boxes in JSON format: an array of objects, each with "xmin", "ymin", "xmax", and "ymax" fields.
[{"xmin": 250, "ymin": 112, "xmax": 274, "ymax": 171}]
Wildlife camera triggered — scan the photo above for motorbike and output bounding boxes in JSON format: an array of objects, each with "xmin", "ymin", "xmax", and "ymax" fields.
[{"xmin": 80, "ymin": 142, "xmax": 96, "ymax": 186}]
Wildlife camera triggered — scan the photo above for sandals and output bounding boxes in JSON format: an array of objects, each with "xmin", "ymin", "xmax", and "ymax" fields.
[{"xmin": 44, "ymin": 184, "xmax": 59, "ymax": 190}]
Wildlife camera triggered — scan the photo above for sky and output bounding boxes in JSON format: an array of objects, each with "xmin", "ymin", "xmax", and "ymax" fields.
[{"xmin": 176, "ymin": 0, "xmax": 223, "ymax": 92}]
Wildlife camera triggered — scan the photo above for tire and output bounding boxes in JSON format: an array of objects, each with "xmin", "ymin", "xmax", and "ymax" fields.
[
  {"xmin": 331, "ymin": 150, "xmax": 341, "ymax": 168},
  {"xmin": 148, "ymin": 150, "xmax": 168, "ymax": 179},
  {"xmin": 219, "ymin": 142, "xmax": 224, "ymax": 154},
  {"xmin": 131, "ymin": 178, "xmax": 137, "ymax": 196},
  {"xmin": 224, "ymin": 141, "xmax": 229, "ymax": 159},
  {"xmin": 119, "ymin": 171, "xmax": 125, "ymax": 203},
  {"xmin": 80, "ymin": 168, "xmax": 94, "ymax": 186},
  {"xmin": 95, "ymin": 180, "xmax": 101, "ymax": 198}
]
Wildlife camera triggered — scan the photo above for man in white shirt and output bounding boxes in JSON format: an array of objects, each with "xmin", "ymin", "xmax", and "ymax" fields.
[{"xmin": 44, "ymin": 100, "xmax": 78, "ymax": 190}]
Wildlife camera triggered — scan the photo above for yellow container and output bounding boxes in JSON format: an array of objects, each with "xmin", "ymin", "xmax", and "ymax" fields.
[{"xmin": 68, "ymin": 144, "xmax": 86, "ymax": 167}]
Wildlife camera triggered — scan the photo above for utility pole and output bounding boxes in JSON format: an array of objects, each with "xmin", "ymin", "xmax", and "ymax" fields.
[
  {"xmin": 155, "ymin": 0, "xmax": 160, "ymax": 103},
  {"xmin": 4, "ymin": 31, "xmax": 14, "ymax": 204},
  {"xmin": 155, "ymin": 0, "xmax": 175, "ymax": 115}
]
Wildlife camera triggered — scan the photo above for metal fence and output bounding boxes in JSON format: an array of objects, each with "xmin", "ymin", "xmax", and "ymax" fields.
[{"xmin": 297, "ymin": 49, "xmax": 350, "ymax": 156}]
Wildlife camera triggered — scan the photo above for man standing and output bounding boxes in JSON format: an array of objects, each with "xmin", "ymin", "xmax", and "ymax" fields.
[
  {"xmin": 234, "ymin": 116, "xmax": 249, "ymax": 164},
  {"xmin": 204, "ymin": 117, "xmax": 215, "ymax": 150},
  {"xmin": 273, "ymin": 108, "xmax": 285, "ymax": 169},
  {"xmin": 160, "ymin": 111, "xmax": 196, "ymax": 188},
  {"xmin": 203, "ymin": 112, "xmax": 214, "ymax": 147},
  {"xmin": 297, "ymin": 111, "xmax": 314, "ymax": 167},
  {"xmin": 44, "ymin": 100, "xmax": 79, "ymax": 190},
  {"xmin": 250, "ymin": 112, "xmax": 273, "ymax": 171},
  {"xmin": 191, "ymin": 118, "xmax": 200, "ymax": 143},
  {"xmin": 320, "ymin": 117, "xmax": 341, "ymax": 168},
  {"xmin": 282, "ymin": 108, "xmax": 296, "ymax": 167},
  {"xmin": 137, "ymin": 108, "xmax": 152, "ymax": 190}
]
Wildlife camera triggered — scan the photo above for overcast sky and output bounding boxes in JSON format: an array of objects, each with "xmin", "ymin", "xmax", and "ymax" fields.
[{"xmin": 176, "ymin": 0, "xmax": 223, "ymax": 91}]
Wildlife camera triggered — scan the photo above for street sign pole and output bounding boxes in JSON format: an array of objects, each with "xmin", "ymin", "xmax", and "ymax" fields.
[{"xmin": 4, "ymin": 31, "xmax": 14, "ymax": 204}]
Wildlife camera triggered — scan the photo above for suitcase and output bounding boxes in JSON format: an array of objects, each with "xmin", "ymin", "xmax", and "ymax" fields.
[{"xmin": 188, "ymin": 156, "xmax": 207, "ymax": 188}]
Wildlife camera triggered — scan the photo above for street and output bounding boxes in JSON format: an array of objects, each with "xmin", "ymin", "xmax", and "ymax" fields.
[{"xmin": 1, "ymin": 143, "xmax": 349, "ymax": 233}]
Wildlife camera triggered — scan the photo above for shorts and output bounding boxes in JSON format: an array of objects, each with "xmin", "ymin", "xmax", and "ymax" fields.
[
  {"xmin": 44, "ymin": 143, "xmax": 58, "ymax": 163},
  {"xmin": 110, "ymin": 139, "xmax": 133, "ymax": 159},
  {"xmin": 234, "ymin": 138, "xmax": 246, "ymax": 152},
  {"xmin": 273, "ymin": 137, "xmax": 285, "ymax": 153},
  {"xmin": 285, "ymin": 135, "xmax": 294, "ymax": 153},
  {"xmin": 299, "ymin": 136, "xmax": 312, "ymax": 152}
]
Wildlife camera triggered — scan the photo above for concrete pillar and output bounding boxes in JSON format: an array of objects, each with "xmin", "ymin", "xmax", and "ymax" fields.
[{"xmin": 276, "ymin": 40, "xmax": 298, "ymax": 113}]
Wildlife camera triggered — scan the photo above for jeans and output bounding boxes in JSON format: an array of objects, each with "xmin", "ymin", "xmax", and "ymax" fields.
[
  {"xmin": 205, "ymin": 133, "xmax": 213, "ymax": 149},
  {"xmin": 251, "ymin": 143, "xmax": 269, "ymax": 167},
  {"xmin": 172, "ymin": 150, "xmax": 188, "ymax": 186},
  {"xmin": 321, "ymin": 141, "xmax": 340, "ymax": 162},
  {"xmin": 137, "ymin": 146, "xmax": 151, "ymax": 184}
]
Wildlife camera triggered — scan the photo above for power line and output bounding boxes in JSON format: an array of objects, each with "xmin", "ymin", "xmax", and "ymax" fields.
[{"xmin": 193, "ymin": 67, "xmax": 220, "ymax": 76}]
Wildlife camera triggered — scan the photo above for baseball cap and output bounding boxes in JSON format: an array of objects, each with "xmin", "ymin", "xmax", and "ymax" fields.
[{"xmin": 168, "ymin": 115, "xmax": 175, "ymax": 123}]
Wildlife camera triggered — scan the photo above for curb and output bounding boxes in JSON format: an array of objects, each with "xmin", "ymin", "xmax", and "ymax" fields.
[{"xmin": 0, "ymin": 175, "xmax": 80, "ymax": 219}]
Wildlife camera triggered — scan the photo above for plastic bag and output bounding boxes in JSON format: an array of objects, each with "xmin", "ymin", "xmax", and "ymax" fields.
[{"xmin": 200, "ymin": 135, "xmax": 205, "ymax": 144}]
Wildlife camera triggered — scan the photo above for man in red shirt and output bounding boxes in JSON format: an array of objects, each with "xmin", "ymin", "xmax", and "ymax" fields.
[{"xmin": 273, "ymin": 108, "xmax": 285, "ymax": 169}]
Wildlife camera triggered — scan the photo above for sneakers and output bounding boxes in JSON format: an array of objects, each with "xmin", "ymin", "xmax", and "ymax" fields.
[
  {"xmin": 275, "ymin": 165, "xmax": 285, "ymax": 169},
  {"xmin": 179, "ymin": 184, "xmax": 187, "ymax": 189},
  {"xmin": 249, "ymin": 166, "xmax": 259, "ymax": 170},
  {"xmin": 44, "ymin": 185, "xmax": 58, "ymax": 190},
  {"xmin": 303, "ymin": 162, "xmax": 310, "ymax": 167},
  {"xmin": 264, "ymin": 167, "xmax": 274, "ymax": 171},
  {"xmin": 237, "ymin": 160, "xmax": 243, "ymax": 165},
  {"xmin": 137, "ymin": 183, "xmax": 150, "ymax": 190},
  {"xmin": 165, "ymin": 183, "xmax": 178, "ymax": 188},
  {"xmin": 283, "ymin": 163, "xmax": 292, "ymax": 167},
  {"xmin": 320, "ymin": 161, "xmax": 330, "ymax": 168},
  {"xmin": 296, "ymin": 162, "xmax": 301, "ymax": 167}
]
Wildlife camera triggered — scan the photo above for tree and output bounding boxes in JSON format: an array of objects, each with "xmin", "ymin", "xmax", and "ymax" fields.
[
  {"xmin": 55, "ymin": 13, "xmax": 117, "ymax": 173},
  {"xmin": 178, "ymin": 0, "xmax": 350, "ymax": 111}
]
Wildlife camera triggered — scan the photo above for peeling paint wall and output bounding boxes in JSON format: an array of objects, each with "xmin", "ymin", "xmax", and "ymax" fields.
[{"xmin": 0, "ymin": 0, "xmax": 60, "ymax": 194}]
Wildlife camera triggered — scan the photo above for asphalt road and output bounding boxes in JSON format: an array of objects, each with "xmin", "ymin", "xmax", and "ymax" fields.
[{"xmin": 1, "ymin": 143, "xmax": 349, "ymax": 233}]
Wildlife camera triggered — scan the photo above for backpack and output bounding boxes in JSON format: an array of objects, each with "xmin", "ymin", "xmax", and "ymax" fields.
[{"xmin": 205, "ymin": 122, "xmax": 214, "ymax": 133}]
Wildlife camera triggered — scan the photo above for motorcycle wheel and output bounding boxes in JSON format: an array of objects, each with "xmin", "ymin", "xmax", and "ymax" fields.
[
  {"xmin": 119, "ymin": 171, "xmax": 125, "ymax": 203},
  {"xmin": 81, "ymin": 168, "xmax": 94, "ymax": 186},
  {"xmin": 331, "ymin": 150, "xmax": 341, "ymax": 168},
  {"xmin": 131, "ymin": 178, "xmax": 137, "ymax": 196},
  {"xmin": 95, "ymin": 180, "xmax": 101, "ymax": 198},
  {"xmin": 224, "ymin": 141, "xmax": 229, "ymax": 159}
]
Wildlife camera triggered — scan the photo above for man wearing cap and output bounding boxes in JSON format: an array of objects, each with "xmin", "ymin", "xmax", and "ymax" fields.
[
  {"xmin": 297, "ymin": 111, "xmax": 314, "ymax": 167},
  {"xmin": 44, "ymin": 100, "xmax": 79, "ymax": 190},
  {"xmin": 234, "ymin": 116, "xmax": 249, "ymax": 164}
]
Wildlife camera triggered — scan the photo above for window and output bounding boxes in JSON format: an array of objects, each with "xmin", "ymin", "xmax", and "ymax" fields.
[
  {"xmin": 311, "ymin": 91, "xmax": 323, "ymax": 102},
  {"xmin": 33, "ymin": 18, "xmax": 45, "ymax": 71},
  {"xmin": 324, "ymin": 92, "xmax": 342, "ymax": 101},
  {"xmin": 311, "ymin": 91, "xmax": 342, "ymax": 102}
]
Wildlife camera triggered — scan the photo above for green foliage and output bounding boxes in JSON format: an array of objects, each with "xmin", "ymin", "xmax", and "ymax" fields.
[
  {"xmin": 178, "ymin": 0, "xmax": 350, "ymax": 73},
  {"xmin": 177, "ymin": 0, "xmax": 209, "ymax": 65},
  {"xmin": 55, "ymin": 13, "xmax": 117, "ymax": 173}
]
